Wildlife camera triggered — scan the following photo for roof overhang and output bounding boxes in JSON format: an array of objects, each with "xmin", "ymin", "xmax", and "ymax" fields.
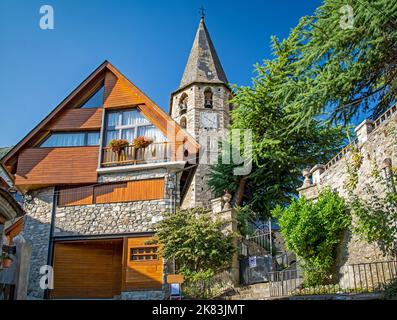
[{"xmin": 0, "ymin": 187, "xmax": 24, "ymax": 222}]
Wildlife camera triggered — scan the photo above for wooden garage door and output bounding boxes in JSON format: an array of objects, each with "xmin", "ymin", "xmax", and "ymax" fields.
[
  {"xmin": 124, "ymin": 237, "xmax": 163, "ymax": 290},
  {"xmin": 52, "ymin": 240, "xmax": 122, "ymax": 299}
]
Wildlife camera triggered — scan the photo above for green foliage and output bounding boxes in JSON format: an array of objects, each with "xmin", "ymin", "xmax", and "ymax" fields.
[
  {"xmin": 234, "ymin": 205, "xmax": 256, "ymax": 236},
  {"xmin": 345, "ymin": 132, "xmax": 397, "ymax": 255},
  {"xmin": 273, "ymin": 188, "xmax": 350, "ymax": 285},
  {"xmin": 155, "ymin": 208, "xmax": 235, "ymax": 297},
  {"xmin": 277, "ymin": 0, "xmax": 397, "ymax": 129},
  {"xmin": 208, "ymin": 24, "xmax": 346, "ymax": 218},
  {"xmin": 382, "ymin": 278, "xmax": 397, "ymax": 300}
]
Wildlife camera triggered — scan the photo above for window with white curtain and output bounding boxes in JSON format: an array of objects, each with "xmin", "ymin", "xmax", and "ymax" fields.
[
  {"xmin": 105, "ymin": 109, "xmax": 167, "ymax": 145},
  {"xmin": 40, "ymin": 132, "xmax": 100, "ymax": 147}
]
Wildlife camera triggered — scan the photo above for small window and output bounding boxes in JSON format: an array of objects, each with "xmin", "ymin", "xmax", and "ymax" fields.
[
  {"xmin": 130, "ymin": 247, "xmax": 158, "ymax": 261},
  {"xmin": 204, "ymin": 88, "xmax": 213, "ymax": 108},
  {"xmin": 179, "ymin": 93, "xmax": 188, "ymax": 115},
  {"xmin": 40, "ymin": 132, "xmax": 100, "ymax": 147},
  {"xmin": 80, "ymin": 84, "xmax": 104, "ymax": 109},
  {"xmin": 180, "ymin": 116, "xmax": 187, "ymax": 129}
]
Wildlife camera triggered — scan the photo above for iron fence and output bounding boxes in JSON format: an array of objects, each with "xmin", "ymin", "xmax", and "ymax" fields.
[
  {"xmin": 182, "ymin": 269, "xmax": 234, "ymax": 299},
  {"xmin": 269, "ymin": 260, "xmax": 397, "ymax": 298}
]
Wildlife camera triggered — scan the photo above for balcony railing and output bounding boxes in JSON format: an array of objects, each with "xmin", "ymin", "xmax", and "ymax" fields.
[{"xmin": 101, "ymin": 142, "xmax": 172, "ymax": 167}]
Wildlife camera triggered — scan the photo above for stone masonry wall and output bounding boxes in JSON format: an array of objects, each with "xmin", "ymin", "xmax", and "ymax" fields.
[
  {"xmin": 21, "ymin": 187, "xmax": 54, "ymax": 299},
  {"xmin": 171, "ymin": 84, "xmax": 231, "ymax": 209},
  {"xmin": 299, "ymin": 108, "xmax": 397, "ymax": 268},
  {"xmin": 55, "ymin": 199, "xmax": 168, "ymax": 236},
  {"xmin": 21, "ymin": 168, "xmax": 182, "ymax": 299}
]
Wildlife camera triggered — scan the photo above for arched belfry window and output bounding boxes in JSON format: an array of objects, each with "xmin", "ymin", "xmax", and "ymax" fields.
[
  {"xmin": 180, "ymin": 116, "xmax": 187, "ymax": 129},
  {"xmin": 204, "ymin": 88, "xmax": 213, "ymax": 108},
  {"xmin": 179, "ymin": 93, "xmax": 188, "ymax": 115}
]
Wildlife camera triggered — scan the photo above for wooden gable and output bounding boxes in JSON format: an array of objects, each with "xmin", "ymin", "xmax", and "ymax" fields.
[
  {"xmin": 104, "ymin": 71, "xmax": 145, "ymax": 108},
  {"xmin": 1, "ymin": 61, "xmax": 199, "ymax": 191}
]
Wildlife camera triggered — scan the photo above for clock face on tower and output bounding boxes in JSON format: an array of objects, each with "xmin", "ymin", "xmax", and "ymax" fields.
[{"xmin": 200, "ymin": 112, "xmax": 218, "ymax": 129}]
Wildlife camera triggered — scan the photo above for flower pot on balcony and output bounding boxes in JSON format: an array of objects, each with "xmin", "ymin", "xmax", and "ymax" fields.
[
  {"xmin": 109, "ymin": 139, "xmax": 130, "ymax": 162},
  {"xmin": 132, "ymin": 136, "xmax": 153, "ymax": 162},
  {"xmin": 132, "ymin": 136, "xmax": 153, "ymax": 149}
]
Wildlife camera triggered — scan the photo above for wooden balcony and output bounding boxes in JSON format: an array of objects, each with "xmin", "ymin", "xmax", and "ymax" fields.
[{"xmin": 101, "ymin": 142, "xmax": 173, "ymax": 167}]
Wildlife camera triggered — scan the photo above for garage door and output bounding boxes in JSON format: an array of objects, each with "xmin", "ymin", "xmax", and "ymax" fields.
[{"xmin": 51, "ymin": 240, "xmax": 122, "ymax": 299}]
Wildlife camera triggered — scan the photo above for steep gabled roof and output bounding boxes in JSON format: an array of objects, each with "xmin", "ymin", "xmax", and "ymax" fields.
[
  {"xmin": 179, "ymin": 17, "xmax": 228, "ymax": 90},
  {"xmin": 1, "ymin": 61, "xmax": 199, "ymax": 178}
]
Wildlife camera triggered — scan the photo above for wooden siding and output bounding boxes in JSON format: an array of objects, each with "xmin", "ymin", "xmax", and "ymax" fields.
[
  {"xmin": 124, "ymin": 237, "xmax": 163, "ymax": 290},
  {"xmin": 52, "ymin": 240, "xmax": 122, "ymax": 299},
  {"xmin": 47, "ymin": 108, "xmax": 103, "ymax": 131},
  {"xmin": 58, "ymin": 185, "xmax": 94, "ymax": 207},
  {"xmin": 95, "ymin": 179, "xmax": 164, "ymax": 204},
  {"xmin": 58, "ymin": 178, "xmax": 164, "ymax": 207},
  {"xmin": 15, "ymin": 147, "xmax": 99, "ymax": 189},
  {"xmin": 104, "ymin": 71, "xmax": 145, "ymax": 108}
]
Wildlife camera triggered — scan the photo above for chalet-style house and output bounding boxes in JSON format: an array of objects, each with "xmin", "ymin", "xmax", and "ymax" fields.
[{"xmin": 0, "ymin": 17, "xmax": 232, "ymax": 299}]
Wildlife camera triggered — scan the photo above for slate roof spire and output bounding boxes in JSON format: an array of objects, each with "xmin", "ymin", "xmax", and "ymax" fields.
[{"xmin": 179, "ymin": 16, "xmax": 228, "ymax": 89}]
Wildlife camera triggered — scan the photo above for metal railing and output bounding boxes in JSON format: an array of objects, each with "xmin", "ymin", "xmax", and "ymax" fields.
[
  {"xmin": 182, "ymin": 269, "xmax": 234, "ymax": 299},
  {"xmin": 101, "ymin": 142, "xmax": 172, "ymax": 166},
  {"xmin": 268, "ymin": 264, "xmax": 302, "ymax": 297},
  {"xmin": 269, "ymin": 260, "xmax": 397, "ymax": 298}
]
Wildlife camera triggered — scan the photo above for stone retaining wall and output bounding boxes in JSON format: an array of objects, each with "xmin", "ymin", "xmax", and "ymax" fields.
[{"xmin": 299, "ymin": 107, "xmax": 397, "ymax": 268}]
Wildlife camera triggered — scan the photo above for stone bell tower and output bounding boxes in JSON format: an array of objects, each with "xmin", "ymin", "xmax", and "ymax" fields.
[{"xmin": 170, "ymin": 15, "xmax": 232, "ymax": 208}]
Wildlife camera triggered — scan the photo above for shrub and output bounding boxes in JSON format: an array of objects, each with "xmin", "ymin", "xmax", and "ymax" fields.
[
  {"xmin": 155, "ymin": 208, "xmax": 235, "ymax": 298},
  {"xmin": 273, "ymin": 188, "xmax": 350, "ymax": 286}
]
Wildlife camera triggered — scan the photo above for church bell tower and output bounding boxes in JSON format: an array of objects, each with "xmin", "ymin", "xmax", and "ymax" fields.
[{"xmin": 170, "ymin": 15, "xmax": 232, "ymax": 208}]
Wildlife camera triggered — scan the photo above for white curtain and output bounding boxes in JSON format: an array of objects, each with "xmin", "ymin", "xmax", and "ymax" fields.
[
  {"xmin": 106, "ymin": 130, "xmax": 119, "ymax": 145},
  {"xmin": 122, "ymin": 110, "xmax": 150, "ymax": 126},
  {"xmin": 107, "ymin": 112, "xmax": 119, "ymax": 128},
  {"xmin": 121, "ymin": 128, "xmax": 135, "ymax": 142},
  {"xmin": 87, "ymin": 132, "xmax": 100, "ymax": 146},
  {"xmin": 138, "ymin": 125, "xmax": 166, "ymax": 142},
  {"xmin": 41, "ymin": 133, "xmax": 85, "ymax": 147}
]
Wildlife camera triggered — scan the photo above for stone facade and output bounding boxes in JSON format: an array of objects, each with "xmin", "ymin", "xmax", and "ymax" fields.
[
  {"xmin": 20, "ymin": 187, "xmax": 54, "ymax": 298},
  {"xmin": 299, "ymin": 107, "xmax": 397, "ymax": 268},
  {"xmin": 121, "ymin": 290, "xmax": 164, "ymax": 300},
  {"xmin": 171, "ymin": 84, "xmax": 231, "ymax": 209},
  {"xmin": 170, "ymin": 17, "xmax": 231, "ymax": 209},
  {"xmin": 21, "ymin": 168, "xmax": 181, "ymax": 299},
  {"xmin": 55, "ymin": 199, "xmax": 167, "ymax": 236}
]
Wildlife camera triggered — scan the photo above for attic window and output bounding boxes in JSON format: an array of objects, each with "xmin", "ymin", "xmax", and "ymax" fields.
[
  {"xmin": 40, "ymin": 132, "xmax": 100, "ymax": 147},
  {"xmin": 80, "ymin": 83, "xmax": 104, "ymax": 108}
]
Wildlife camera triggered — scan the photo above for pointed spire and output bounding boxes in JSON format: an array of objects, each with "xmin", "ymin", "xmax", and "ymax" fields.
[{"xmin": 179, "ymin": 17, "xmax": 228, "ymax": 89}]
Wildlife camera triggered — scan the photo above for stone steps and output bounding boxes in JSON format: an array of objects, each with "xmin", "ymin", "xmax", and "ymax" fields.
[{"xmin": 221, "ymin": 283, "xmax": 270, "ymax": 300}]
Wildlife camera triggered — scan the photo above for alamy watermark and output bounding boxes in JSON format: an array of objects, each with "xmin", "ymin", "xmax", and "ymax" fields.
[
  {"xmin": 339, "ymin": 5, "xmax": 354, "ymax": 30},
  {"xmin": 39, "ymin": 265, "xmax": 54, "ymax": 290},
  {"xmin": 39, "ymin": 5, "xmax": 54, "ymax": 30}
]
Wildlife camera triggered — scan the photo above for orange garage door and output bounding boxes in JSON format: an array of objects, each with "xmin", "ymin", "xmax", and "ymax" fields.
[{"xmin": 52, "ymin": 240, "xmax": 122, "ymax": 299}]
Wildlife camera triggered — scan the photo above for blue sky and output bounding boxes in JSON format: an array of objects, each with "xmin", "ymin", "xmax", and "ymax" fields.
[{"xmin": 0, "ymin": 0, "xmax": 323, "ymax": 147}]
